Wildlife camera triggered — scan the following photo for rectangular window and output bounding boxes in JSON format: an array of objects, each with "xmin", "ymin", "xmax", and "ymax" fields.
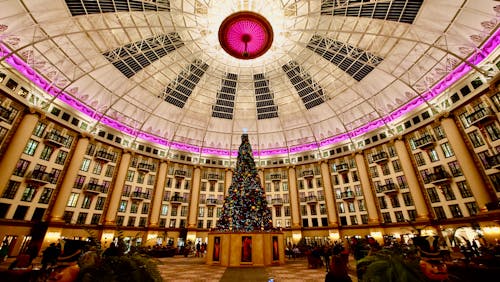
[
  {"xmin": 414, "ymin": 152, "xmax": 426, "ymax": 166},
  {"xmin": 485, "ymin": 123, "xmax": 500, "ymax": 141},
  {"xmin": 357, "ymin": 200, "xmax": 366, "ymax": 211},
  {"xmin": 390, "ymin": 196, "xmax": 401, "ymax": 208},
  {"xmin": 74, "ymin": 175, "xmax": 86, "ymax": 189},
  {"xmin": 457, "ymin": 181, "xmax": 473, "ymax": 198},
  {"xmin": 55, "ymin": 151, "xmax": 68, "ymax": 165},
  {"xmin": 141, "ymin": 203, "xmax": 150, "ymax": 214},
  {"xmin": 0, "ymin": 126, "xmax": 8, "ymax": 144},
  {"xmin": 284, "ymin": 206, "xmax": 291, "ymax": 216},
  {"xmin": 39, "ymin": 145, "xmax": 54, "ymax": 161},
  {"xmin": 433, "ymin": 126, "xmax": 446, "ymax": 140},
  {"xmin": 402, "ymin": 192, "xmax": 414, "ymax": 206},
  {"xmin": 21, "ymin": 185, "xmax": 37, "ymax": 202},
  {"xmin": 427, "ymin": 187, "xmax": 440, "ymax": 203},
  {"xmin": 369, "ymin": 166, "xmax": 379, "ymax": 178},
  {"xmin": 38, "ymin": 188, "xmax": 53, "ymax": 204},
  {"xmin": 2, "ymin": 180, "xmax": 20, "ymax": 199},
  {"xmin": 361, "ymin": 214, "xmax": 369, "ymax": 224},
  {"xmin": 427, "ymin": 149, "xmax": 439, "ymax": 162},
  {"xmin": 392, "ymin": 160, "xmax": 402, "ymax": 172},
  {"xmin": 91, "ymin": 214, "xmax": 101, "ymax": 225},
  {"xmin": 300, "ymin": 205, "xmax": 308, "ymax": 216},
  {"xmin": 67, "ymin": 193, "xmax": 79, "ymax": 207},
  {"xmin": 396, "ymin": 175, "xmax": 408, "ymax": 189},
  {"xmin": 407, "ymin": 210, "xmax": 417, "ymax": 221},
  {"xmin": 116, "ymin": 216, "xmax": 124, "ymax": 226},
  {"xmin": 449, "ymin": 204, "xmax": 463, "ymax": 218},
  {"xmin": 119, "ymin": 200, "xmax": 128, "ymax": 212},
  {"xmin": 378, "ymin": 197, "xmax": 387, "ymax": 209},
  {"xmin": 81, "ymin": 195, "xmax": 92, "ymax": 209},
  {"xmin": 105, "ymin": 165, "xmax": 115, "ymax": 177},
  {"xmin": 441, "ymin": 143, "xmax": 454, "ymax": 158},
  {"xmin": 13, "ymin": 159, "xmax": 30, "ymax": 176},
  {"xmin": 33, "ymin": 122, "xmax": 47, "ymax": 137},
  {"xmin": 126, "ymin": 170, "xmax": 135, "ymax": 182},
  {"xmin": 93, "ymin": 162, "xmax": 103, "ymax": 175},
  {"xmin": 434, "ymin": 206, "xmax": 447, "ymax": 220},
  {"xmin": 468, "ymin": 130, "xmax": 485, "ymax": 147},
  {"xmin": 77, "ymin": 212, "xmax": 88, "ymax": 224},
  {"xmin": 465, "ymin": 202, "xmax": 479, "ymax": 216},
  {"xmin": 128, "ymin": 217, "xmax": 136, "ymax": 227},
  {"xmin": 395, "ymin": 211, "xmax": 405, "ymax": 222},
  {"xmin": 23, "ymin": 139, "xmax": 39, "ymax": 156},
  {"xmin": 63, "ymin": 211, "xmax": 74, "ymax": 224},
  {"xmin": 448, "ymin": 161, "xmax": 463, "ymax": 177},
  {"xmin": 80, "ymin": 158, "xmax": 91, "ymax": 172},
  {"xmin": 382, "ymin": 212, "xmax": 392, "ymax": 223},
  {"xmin": 441, "ymin": 184, "xmax": 456, "ymax": 201}
]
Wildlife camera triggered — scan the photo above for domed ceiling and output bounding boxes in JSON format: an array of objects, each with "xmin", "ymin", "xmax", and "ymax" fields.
[{"xmin": 0, "ymin": 0, "xmax": 499, "ymax": 157}]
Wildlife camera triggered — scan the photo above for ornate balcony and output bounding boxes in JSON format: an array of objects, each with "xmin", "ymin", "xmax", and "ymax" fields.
[
  {"xmin": 306, "ymin": 195, "xmax": 318, "ymax": 204},
  {"xmin": 0, "ymin": 105, "xmax": 12, "ymax": 122},
  {"xmin": 174, "ymin": 170, "xmax": 187, "ymax": 179},
  {"xmin": 466, "ymin": 107, "xmax": 496, "ymax": 127},
  {"xmin": 372, "ymin": 151, "xmax": 388, "ymax": 164},
  {"xmin": 170, "ymin": 194, "xmax": 185, "ymax": 205},
  {"xmin": 336, "ymin": 163, "xmax": 350, "ymax": 173},
  {"xmin": 84, "ymin": 183, "xmax": 107, "ymax": 195},
  {"xmin": 341, "ymin": 191, "xmax": 355, "ymax": 201},
  {"xmin": 207, "ymin": 173, "xmax": 219, "ymax": 182},
  {"xmin": 428, "ymin": 170, "xmax": 451, "ymax": 186},
  {"xmin": 414, "ymin": 134, "xmax": 435, "ymax": 150},
  {"xmin": 44, "ymin": 131, "xmax": 67, "ymax": 148},
  {"xmin": 131, "ymin": 191, "xmax": 150, "ymax": 201},
  {"xmin": 302, "ymin": 170, "xmax": 314, "ymax": 179},
  {"xmin": 270, "ymin": 173, "xmax": 282, "ymax": 182},
  {"xmin": 380, "ymin": 183, "xmax": 399, "ymax": 195},
  {"xmin": 271, "ymin": 198, "xmax": 283, "ymax": 206},
  {"xmin": 26, "ymin": 170, "xmax": 53, "ymax": 186},
  {"xmin": 487, "ymin": 153, "xmax": 500, "ymax": 170},
  {"xmin": 94, "ymin": 150, "xmax": 114, "ymax": 163},
  {"xmin": 206, "ymin": 198, "xmax": 218, "ymax": 206},
  {"xmin": 137, "ymin": 162, "xmax": 154, "ymax": 173}
]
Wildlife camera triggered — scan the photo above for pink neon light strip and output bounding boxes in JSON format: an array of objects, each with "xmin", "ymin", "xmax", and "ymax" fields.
[{"xmin": 1, "ymin": 29, "xmax": 499, "ymax": 157}]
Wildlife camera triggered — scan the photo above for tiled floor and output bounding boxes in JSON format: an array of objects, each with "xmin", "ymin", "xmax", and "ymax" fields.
[{"xmin": 156, "ymin": 256, "xmax": 359, "ymax": 282}]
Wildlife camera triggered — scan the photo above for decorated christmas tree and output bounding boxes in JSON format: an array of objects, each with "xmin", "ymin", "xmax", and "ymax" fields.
[{"xmin": 216, "ymin": 133, "xmax": 273, "ymax": 231}]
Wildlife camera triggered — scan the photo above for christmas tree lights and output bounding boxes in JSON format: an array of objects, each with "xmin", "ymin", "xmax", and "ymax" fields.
[{"xmin": 216, "ymin": 134, "xmax": 273, "ymax": 231}]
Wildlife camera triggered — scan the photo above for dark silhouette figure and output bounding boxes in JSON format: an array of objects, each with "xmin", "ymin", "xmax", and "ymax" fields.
[{"xmin": 41, "ymin": 243, "xmax": 60, "ymax": 270}]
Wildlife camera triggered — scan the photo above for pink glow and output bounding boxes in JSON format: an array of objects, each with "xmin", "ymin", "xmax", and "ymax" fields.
[
  {"xmin": 1, "ymin": 28, "xmax": 499, "ymax": 157},
  {"xmin": 225, "ymin": 20, "xmax": 268, "ymax": 55},
  {"xmin": 219, "ymin": 12, "xmax": 273, "ymax": 60}
]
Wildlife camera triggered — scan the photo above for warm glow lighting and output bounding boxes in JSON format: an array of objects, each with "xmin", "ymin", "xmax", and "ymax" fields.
[
  {"xmin": 329, "ymin": 231, "xmax": 340, "ymax": 241},
  {"xmin": 45, "ymin": 231, "xmax": 61, "ymax": 242},
  {"xmin": 483, "ymin": 226, "xmax": 500, "ymax": 234}
]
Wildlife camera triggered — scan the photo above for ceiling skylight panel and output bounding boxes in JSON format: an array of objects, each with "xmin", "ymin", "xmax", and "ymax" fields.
[
  {"xmin": 254, "ymin": 73, "xmax": 278, "ymax": 120},
  {"xmin": 282, "ymin": 61, "xmax": 325, "ymax": 110},
  {"xmin": 212, "ymin": 73, "xmax": 238, "ymax": 120},
  {"xmin": 65, "ymin": 0, "xmax": 170, "ymax": 16}
]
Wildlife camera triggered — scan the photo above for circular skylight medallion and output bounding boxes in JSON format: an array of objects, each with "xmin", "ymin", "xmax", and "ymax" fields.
[{"xmin": 218, "ymin": 11, "xmax": 274, "ymax": 60}]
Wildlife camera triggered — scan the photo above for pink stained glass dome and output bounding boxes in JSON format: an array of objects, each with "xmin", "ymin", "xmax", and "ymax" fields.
[{"xmin": 218, "ymin": 11, "xmax": 274, "ymax": 60}]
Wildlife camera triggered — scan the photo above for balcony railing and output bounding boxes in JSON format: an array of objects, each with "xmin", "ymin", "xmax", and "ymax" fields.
[
  {"xmin": 95, "ymin": 150, "xmax": 114, "ymax": 163},
  {"xmin": 372, "ymin": 151, "xmax": 388, "ymax": 164},
  {"xmin": 170, "ymin": 195, "xmax": 185, "ymax": 205},
  {"xmin": 414, "ymin": 134, "xmax": 435, "ymax": 150},
  {"xmin": 0, "ymin": 105, "xmax": 12, "ymax": 122},
  {"xmin": 44, "ymin": 131, "xmax": 67, "ymax": 147},
  {"xmin": 131, "ymin": 191, "xmax": 150, "ymax": 201},
  {"xmin": 379, "ymin": 183, "xmax": 398, "ymax": 195},
  {"xmin": 336, "ymin": 163, "xmax": 349, "ymax": 173},
  {"xmin": 84, "ymin": 183, "xmax": 108, "ymax": 194},
  {"xmin": 207, "ymin": 173, "xmax": 219, "ymax": 182},
  {"xmin": 466, "ymin": 107, "xmax": 496, "ymax": 127},
  {"xmin": 174, "ymin": 170, "xmax": 187, "ymax": 178},
  {"xmin": 206, "ymin": 198, "xmax": 219, "ymax": 206},
  {"xmin": 137, "ymin": 162, "xmax": 154, "ymax": 173},
  {"xmin": 306, "ymin": 195, "xmax": 318, "ymax": 204},
  {"xmin": 302, "ymin": 170, "xmax": 314, "ymax": 178},
  {"xmin": 27, "ymin": 170, "xmax": 53, "ymax": 185},
  {"xmin": 486, "ymin": 153, "xmax": 500, "ymax": 169},
  {"xmin": 271, "ymin": 198, "xmax": 283, "ymax": 206},
  {"xmin": 341, "ymin": 191, "xmax": 355, "ymax": 201},
  {"xmin": 270, "ymin": 173, "xmax": 282, "ymax": 181},
  {"xmin": 428, "ymin": 170, "xmax": 451, "ymax": 185}
]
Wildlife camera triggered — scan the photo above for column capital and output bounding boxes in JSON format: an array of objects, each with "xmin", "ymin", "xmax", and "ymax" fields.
[
  {"xmin": 320, "ymin": 159, "xmax": 329, "ymax": 165},
  {"xmin": 79, "ymin": 132, "xmax": 94, "ymax": 141},
  {"xmin": 122, "ymin": 148, "xmax": 134, "ymax": 155},
  {"xmin": 27, "ymin": 106, "xmax": 45, "ymax": 117},
  {"xmin": 436, "ymin": 111, "xmax": 452, "ymax": 121}
]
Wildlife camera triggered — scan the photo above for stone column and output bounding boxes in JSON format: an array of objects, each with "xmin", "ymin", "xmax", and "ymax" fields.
[
  {"xmin": 287, "ymin": 166, "xmax": 301, "ymax": 228},
  {"xmin": 187, "ymin": 166, "xmax": 201, "ymax": 228},
  {"xmin": 440, "ymin": 116, "xmax": 493, "ymax": 212},
  {"xmin": 104, "ymin": 150, "xmax": 131, "ymax": 225},
  {"xmin": 149, "ymin": 160, "xmax": 168, "ymax": 227},
  {"xmin": 49, "ymin": 135, "xmax": 90, "ymax": 222},
  {"xmin": 258, "ymin": 169, "xmax": 265, "ymax": 188},
  {"xmin": 320, "ymin": 161, "xmax": 338, "ymax": 227},
  {"xmin": 355, "ymin": 153, "xmax": 380, "ymax": 224},
  {"xmin": 224, "ymin": 168, "xmax": 233, "ymax": 195},
  {"xmin": 394, "ymin": 138, "xmax": 430, "ymax": 221},
  {"xmin": 0, "ymin": 110, "xmax": 40, "ymax": 191}
]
